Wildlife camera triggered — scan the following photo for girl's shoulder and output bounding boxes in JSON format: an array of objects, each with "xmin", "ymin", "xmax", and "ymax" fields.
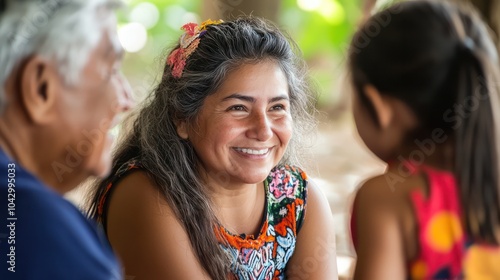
[
  {"xmin": 354, "ymin": 170, "xmax": 428, "ymax": 218},
  {"xmin": 352, "ymin": 172, "xmax": 421, "ymax": 241}
]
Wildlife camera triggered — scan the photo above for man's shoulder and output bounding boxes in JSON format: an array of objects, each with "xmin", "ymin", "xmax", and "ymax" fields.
[
  {"xmin": 3, "ymin": 168, "xmax": 91, "ymax": 233},
  {"xmin": 0, "ymin": 171, "xmax": 121, "ymax": 279}
]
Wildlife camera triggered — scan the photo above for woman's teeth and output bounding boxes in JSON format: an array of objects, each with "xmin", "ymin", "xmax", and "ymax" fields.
[{"xmin": 235, "ymin": 148, "xmax": 269, "ymax": 155}]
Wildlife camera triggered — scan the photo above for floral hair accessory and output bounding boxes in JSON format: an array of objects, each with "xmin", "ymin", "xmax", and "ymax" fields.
[{"xmin": 167, "ymin": 19, "xmax": 224, "ymax": 78}]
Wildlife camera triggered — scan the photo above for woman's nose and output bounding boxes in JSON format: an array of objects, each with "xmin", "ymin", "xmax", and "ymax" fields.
[{"xmin": 246, "ymin": 112, "xmax": 273, "ymax": 141}]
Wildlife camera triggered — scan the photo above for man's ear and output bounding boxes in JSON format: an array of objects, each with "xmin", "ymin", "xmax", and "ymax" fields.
[
  {"xmin": 363, "ymin": 84, "xmax": 393, "ymax": 129},
  {"xmin": 19, "ymin": 56, "xmax": 59, "ymax": 124},
  {"xmin": 176, "ymin": 120, "xmax": 189, "ymax": 140}
]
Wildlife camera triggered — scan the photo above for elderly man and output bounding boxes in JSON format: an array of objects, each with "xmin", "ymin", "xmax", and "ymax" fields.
[{"xmin": 0, "ymin": 0, "xmax": 132, "ymax": 279}]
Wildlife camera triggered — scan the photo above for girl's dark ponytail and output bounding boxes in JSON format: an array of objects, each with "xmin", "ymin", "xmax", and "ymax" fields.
[
  {"xmin": 454, "ymin": 38, "xmax": 500, "ymax": 244},
  {"xmin": 349, "ymin": 0, "xmax": 500, "ymax": 245}
]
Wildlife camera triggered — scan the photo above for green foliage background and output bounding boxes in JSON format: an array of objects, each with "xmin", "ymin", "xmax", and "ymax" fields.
[{"xmin": 119, "ymin": 0, "xmax": 363, "ymax": 112}]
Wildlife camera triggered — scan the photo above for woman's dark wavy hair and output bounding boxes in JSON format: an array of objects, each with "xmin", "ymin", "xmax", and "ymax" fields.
[
  {"xmin": 349, "ymin": 0, "xmax": 500, "ymax": 244},
  {"xmin": 86, "ymin": 16, "xmax": 317, "ymax": 279}
]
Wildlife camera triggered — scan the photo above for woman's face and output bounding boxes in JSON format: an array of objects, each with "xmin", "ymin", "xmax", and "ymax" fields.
[{"xmin": 179, "ymin": 61, "xmax": 293, "ymax": 187}]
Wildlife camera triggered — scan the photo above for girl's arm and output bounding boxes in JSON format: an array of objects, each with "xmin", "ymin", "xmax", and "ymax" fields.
[
  {"xmin": 286, "ymin": 181, "xmax": 339, "ymax": 279},
  {"xmin": 106, "ymin": 171, "xmax": 210, "ymax": 280},
  {"xmin": 352, "ymin": 176, "xmax": 406, "ymax": 280}
]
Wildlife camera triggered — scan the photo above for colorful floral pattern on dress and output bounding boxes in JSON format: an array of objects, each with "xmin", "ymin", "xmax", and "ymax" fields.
[
  {"xmin": 217, "ymin": 165, "xmax": 308, "ymax": 280},
  {"xmin": 97, "ymin": 163, "xmax": 308, "ymax": 280}
]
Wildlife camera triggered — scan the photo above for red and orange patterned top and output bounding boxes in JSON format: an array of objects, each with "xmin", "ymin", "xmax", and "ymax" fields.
[
  {"xmin": 408, "ymin": 165, "xmax": 500, "ymax": 279},
  {"xmin": 97, "ymin": 162, "xmax": 308, "ymax": 279},
  {"xmin": 351, "ymin": 163, "xmax": 500, "ymax": 279}
]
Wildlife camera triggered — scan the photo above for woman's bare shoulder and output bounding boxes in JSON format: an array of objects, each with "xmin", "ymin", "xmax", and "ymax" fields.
[{"xmin": 106, "ymin": 170, "xmax": 210, "ymax": 280}]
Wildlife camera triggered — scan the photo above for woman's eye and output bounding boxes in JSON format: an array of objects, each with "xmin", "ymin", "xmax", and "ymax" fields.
[
  {"xmin": 270, "ymin": 104, "xmax": 286, "ymax": 111},
  {"xmin": 228, "ymin": 105, "xmax": 246, "ymax": 111}
]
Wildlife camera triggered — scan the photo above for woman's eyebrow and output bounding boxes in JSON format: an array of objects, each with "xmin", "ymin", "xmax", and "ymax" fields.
[
  {"xmin": 221, "ymin": 94, "xmax": 290, "ymax": 103},
  {"xmin": 222, "ymin": 93, "xmax": 255, "ymax": 103},
  {"xmin": 269, "ymin": 95, "xmax": 289, "ymax": 103}
]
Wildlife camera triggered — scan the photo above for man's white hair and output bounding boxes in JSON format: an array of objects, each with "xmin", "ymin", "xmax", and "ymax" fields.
[{"xmin": 0, "ymin": 0, "xmax": 122, "ymax": 111}]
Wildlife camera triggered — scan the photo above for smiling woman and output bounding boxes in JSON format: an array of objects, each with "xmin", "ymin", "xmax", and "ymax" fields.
[
  {"xmin": 86, "ymin": 16, "xmax": 338, "ymax": 280},
  {"xmin": 176, "ymin": 62, "xmax": 293, "ymax": 187}
]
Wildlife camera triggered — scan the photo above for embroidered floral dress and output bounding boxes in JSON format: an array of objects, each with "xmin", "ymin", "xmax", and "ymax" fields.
[{"xmin": 97, "ymin": 163, "xmax": 308, "ymax": 280}]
